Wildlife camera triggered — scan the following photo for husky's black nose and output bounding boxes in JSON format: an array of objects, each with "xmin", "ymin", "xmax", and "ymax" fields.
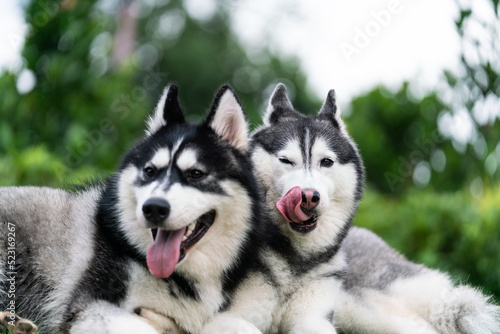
[
  {"xmin": 301, "ymin": 189, "xmax": 320, "ymax": 211},
  {"xmin": 142, "ymin": 198, "xmax": 170, "ymax": 225}
]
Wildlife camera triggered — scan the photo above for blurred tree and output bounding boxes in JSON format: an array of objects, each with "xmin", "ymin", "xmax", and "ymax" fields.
[
  {"xmin": 345, "ymin": 0, "xmax": 500, "ymax": 194},
  {"xmin": 344, "ymin": 84, "xmax": 449, "ymax": 193},
  {"xmin": 439, "ymin": 0, "xmax": 500, "ymax": 188},
  {"xmin": 344, "ymin": 0, "xmax": 500, "ymax": 301},
  {"xmin": 0, "ymin": 0, "xmax": 315, "ymax": 186},
  {"xmin": 0, "ymin": 0, "xmax": 146, "ymax": 186},
  {"xmin": 131, "ymin": 0, "xmax": 314, "ymax": 126},
  {"xmin": 354, "ymin": 185, "xmax": 500, "ymax": 303},
  {"xmin": 345, "ymin": 83, "xmax": 492, "ymax": 194}
]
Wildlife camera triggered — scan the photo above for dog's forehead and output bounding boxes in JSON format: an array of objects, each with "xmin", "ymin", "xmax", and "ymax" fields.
[
  {"xmin": 310, "ymin": 137, "xmax": 337, "ymax": 158},
  {"xmin": 278, "ymin": 139, "xmax": 301, "ymax": 153},
  {"xmin": 254, "ymin": 116, "xmax": 352, "ymax": 161},
  {"xmin": 146, "ymin": 141, "xmax": 207, "ymax": 170},
  {"xmin": 124, "ymin": 121, "xmax": 239, "ymax": 173},
  {"xmin": 276, "ymin": 127, "xmax": 338, "ymax": 160},
  {"xmin": 306, "ymin": 122, "xmax": 355, "ymax": 163},
  {"xmin": 150, "ymin": 147, "xmax": 172, "ymax": 169},
  {"xmin": 176, "ymin": 147, "xmax": 199, "ymax": 170}
]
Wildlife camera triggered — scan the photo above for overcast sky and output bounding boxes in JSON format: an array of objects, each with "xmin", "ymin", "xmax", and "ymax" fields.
[
  {"xmin": 0, "ymin": 0, "xmax": 463, "ymax": 104},
  {"xmin": 230, "ymin": 0, "xmax": 462, "ymax": 102}
]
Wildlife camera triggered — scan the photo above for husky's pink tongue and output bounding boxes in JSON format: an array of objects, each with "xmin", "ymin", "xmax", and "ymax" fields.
[
  {"xmin": 276, "ymin": 186, "xmax": 312, "ymax": 223},
  {"xmin": 146, "ymin": 228, "xmax": 186, "ymax": 278}
]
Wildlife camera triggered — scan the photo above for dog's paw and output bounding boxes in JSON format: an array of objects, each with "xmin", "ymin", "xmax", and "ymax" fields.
[
  {"xmin": 69, "ymin": 311, "xmax": 160, "ymax": 334},
  {"xmin": 106, "ymin": 316, "xmax": 159, "ymax": 334},
  {"xmin": 0, "ymin": 311, "xmax": 38, "ymax": 334},
  {"xmin": 289, "ymin": 318, "xmax": 337, "ymax": 334},
  {"xmin": 134, "ymin": 308, "xmax": 184, "ymax": 334},
  {"xmin": 202, "ymin": 316, "xmax": 262, "ymax": 334}
]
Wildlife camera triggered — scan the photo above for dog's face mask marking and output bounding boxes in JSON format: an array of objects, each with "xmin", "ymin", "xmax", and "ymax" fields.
[
  {"xmin": 117, "ymin": 85, "xmax": 252, "ymax": 278},
  {"xmin": 251, "ymin": 84, "xmax": 364, "ymax": 238}
]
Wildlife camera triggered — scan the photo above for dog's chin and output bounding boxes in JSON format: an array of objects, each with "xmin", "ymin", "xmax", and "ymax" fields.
[
  {"xmin": 273, "ymin": 208, "xmax": 320, "ymax": 235},
  {"xmin": 288, "ymin": 215, "xmax": 318, "ymax": 234}
]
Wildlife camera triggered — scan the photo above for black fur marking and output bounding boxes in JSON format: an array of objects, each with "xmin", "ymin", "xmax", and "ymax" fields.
[
  {"xmin": 265, "ymin": 84, "xmax": 304, "ymax": 126},
  {"xmin": 219, "ymin": 180, "xmax": 272, "ymax": 311},
  {"xmin": 268, "ymin": 108, "xmax": 302, "ymax": 126},
  {"xmin": 96, "ymin": 177, "xmax": 147, "ymax": 263},
  {"xmin": 267, "ymin": 222, "xmax": 351, "ymax": 277},
  {"xmin": 170, "ymin": 141, "xmax": 227, "ymax": 195},
  {"xmin": 326, "ymin": 309, "xmax": 335, "ymax": 324},
  {"xmin": 317, "ymin": 89, "xmax": 339, "ymax": 128},
  {"xmin": 128, "ymin": 125, "xmax": 228, "ymax": 196},
  {"xmin": 303, "ymin": 128, "xmax": 315, "ymax": 170},
  {"xmin": 204, "ymin": 85, "xmax": 243, "ymax": 127},
  {"xmin": 61, "ymin": 183, "xmax": 134, "ymax": 329},
  {"xmin": 220, "ymin": 223, "xmax": 271, "ymax": 311},
  {"xmin": 252, "ymin": 86, "xmax": 366, "ymax": 295},
  {"xmin": 324, "ymin": 268, "xmax": 347, "ymax": 281},
  {"xmin": 68, "ymin": 232, "xmax": 130, "ymax": 304},
  {"xmin": 163, "ymin": 83, "xmax": 185, "ymax": 126},
  {"xmin": 5, "ymin": 85, "xmax": 273, "ymax": 334},
  {"xmin": 96, "ymin": 177, "xmax": 202, "ymax": 301},
  {"xmin": 270, "ymin": 84, "xmax": 292, "ymax": 108},
  {"xmin": 252, "ymin": 116, "xmax": 305, "ymax": 155},
  {"xmin": 62, "ymin": 172, "xmax": 206, "ymax": 330},
  {"xmin": 454, "ymin": 306, "xmax": 464, "ymax": 333},
  {"xmin": 252, "ymin": 117, "xmax": 360, "ymax": 167},
  {"xmin": 85, "ymin": 104, "xmax": 266, "ymax": 313},
  {"xmin": 253, "ymin": 85, "xmax": 365, "ymax": 203},
  {"xmin": 168, "ymin": 273, "xmax": 200, "ymax": 301}
]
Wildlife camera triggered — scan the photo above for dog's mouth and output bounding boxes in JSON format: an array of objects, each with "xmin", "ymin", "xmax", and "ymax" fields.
[
  {"xmin": 147, "ymin": 210, "xmax": 215, "ymax": 279},
  {"xmin": 289, "ymin": 215, "xmax": 318, "ymax": 234},
  {"xmin": 276, "ymin": 186, "xmax": 319, "ymax": 234},
  {"xmin": 151, "ymin": 210, "xmax": 215, "ymax": 256}
]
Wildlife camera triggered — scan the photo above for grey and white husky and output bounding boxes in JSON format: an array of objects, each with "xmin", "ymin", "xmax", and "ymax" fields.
[
  {"xmin": 251, "ymin": 83, "xmax": 500, "ymax": 334},
  {"xmin": 0, "ymin": 84, "xmax": 269, "ymax": 334}
]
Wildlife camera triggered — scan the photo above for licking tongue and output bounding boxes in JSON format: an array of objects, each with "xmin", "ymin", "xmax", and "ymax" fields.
[
  {"xmin": 146, "ymin": 228, "xmax": 186, "ymax": 278},
  {"xmin": 276, "ymin": 186, "xmax": 313, "ymax": 223}
]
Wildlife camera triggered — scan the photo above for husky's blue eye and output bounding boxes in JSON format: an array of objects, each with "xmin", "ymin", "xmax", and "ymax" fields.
[
  {"xmin": 279, "ymin": 157, "xmax": 294, "ymax": 165},
  {"xmin": 189, "ymin": 169, "xmax": 205, "ymax": 179},
  {"xmin": 320, "ymin": 158, "xmax": 334, "ymax": 168},
  {"xmin": 144, "ymin": 167, "xmax": 156, "ymax": 178}
]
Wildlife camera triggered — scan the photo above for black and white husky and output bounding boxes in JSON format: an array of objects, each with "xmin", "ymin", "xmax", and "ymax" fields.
[
  {"xmin": 0, "ymin": 84, "xmax": 268, "ymax": 334},
  {"xmin": 251, "ymin": 83, "xmax": 500, "ymax": 334},
  {"xmin": 250, "ymin": 83, "xmax": 364, "ymax": 334}
]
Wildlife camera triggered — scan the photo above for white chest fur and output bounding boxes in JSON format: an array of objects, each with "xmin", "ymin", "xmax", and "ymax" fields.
[{"xmin": 122, "ymin": 261, "xmax": 225, "ymax": 333}]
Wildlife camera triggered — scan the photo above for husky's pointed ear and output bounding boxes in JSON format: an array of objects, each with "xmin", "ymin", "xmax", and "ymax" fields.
[
  {"xmin": 146, "ymin": 84, "xmax": 185, "ymax": 136},
  {"xmin": 263, "ymin": 83, "xmax": 299, "ymax": 126},
  {"xmin": 205, "ymin": 85, "xmax": 248, "ymax": 150},
  {"xmin": 317, "ymin": 89, "xmax": 341, "ymax": 128}
]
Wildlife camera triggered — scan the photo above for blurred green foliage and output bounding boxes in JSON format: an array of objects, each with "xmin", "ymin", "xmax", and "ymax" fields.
[
  {"xmin": 355, "ymin": 186, "xmax": 500, "ymax": 303},
  {"xmin": 345, "ymin": 83, "xmax": 499, "ymax": 194},
  {"xmin": 0, "ymin": 0, "xmax": 498, "ymax": 302},
  {"xmin": 345, "ymin": 84, "xmax": 449, "ymax": 193},
  {"xmin": 0, "ymin": 0, "xmax": 313, "ymax": 185}
]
